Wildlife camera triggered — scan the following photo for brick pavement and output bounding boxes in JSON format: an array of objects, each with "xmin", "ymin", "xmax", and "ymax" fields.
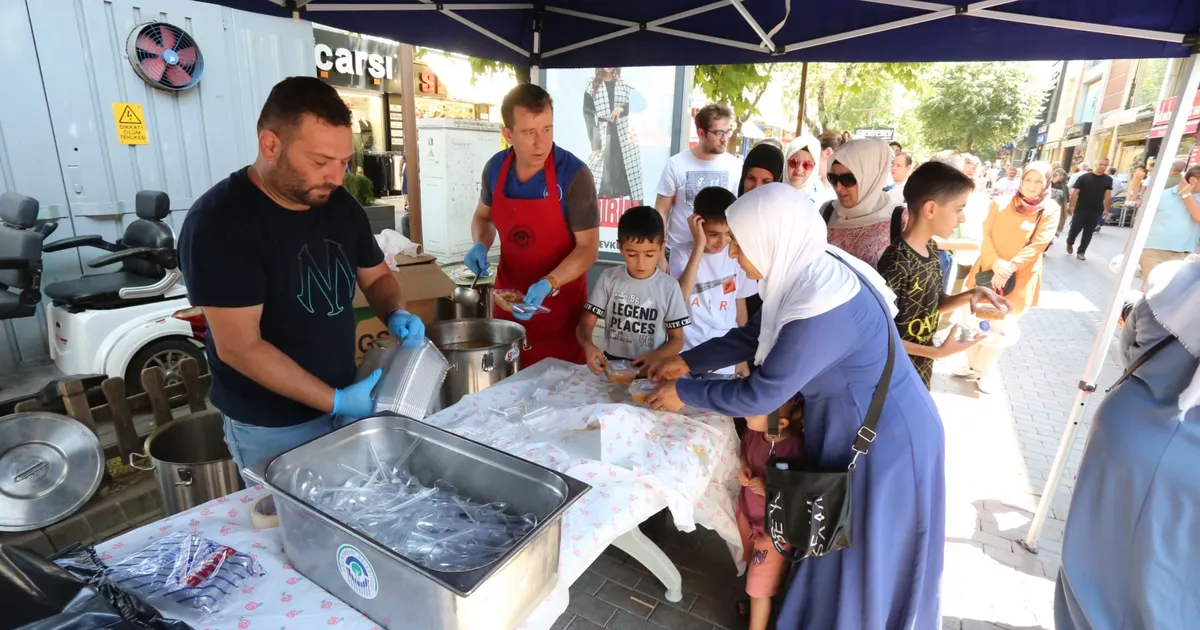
[{"xmin": 558, "ymin": 227, "xmax": 1137, "ymax": 630}]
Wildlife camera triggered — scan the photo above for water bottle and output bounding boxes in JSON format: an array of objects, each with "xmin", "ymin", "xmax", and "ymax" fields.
[{"xmin": 958, "ymin": 320, "xmax": 991, "ymax": 343}]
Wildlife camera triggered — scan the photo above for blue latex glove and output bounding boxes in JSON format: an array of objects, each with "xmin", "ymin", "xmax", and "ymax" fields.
[
  {"xmin": 387, "ymin": 309, "xmax": 425, "ymax": 348},
  {"xmin": 464, "ymin": 242, "xmax": 490, "ymax": 277},
  {"xmin": 333, "ymin": 369, "xmax": 382, "ymax": 419},
  {"xmin": 515, "ymin": 279, "xmax": 553, "ymax": 321}
]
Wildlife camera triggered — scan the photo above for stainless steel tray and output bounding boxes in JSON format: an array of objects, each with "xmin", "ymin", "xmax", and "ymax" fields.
[{"xmin": 244, "ymin": 414, "xmax": 588, "ymax": 630}]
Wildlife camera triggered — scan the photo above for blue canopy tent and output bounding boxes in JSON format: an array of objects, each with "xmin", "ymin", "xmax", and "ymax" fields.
[{"xmin": 210, "ymin": 0, "xmax": 1199, "ymax": 554}]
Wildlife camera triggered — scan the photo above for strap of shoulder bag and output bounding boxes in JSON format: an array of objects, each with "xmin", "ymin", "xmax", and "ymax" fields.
[
  {"xmin": 1106, "ymin": 335, "xmax": 1177, "ymax": 393},
  {"xmin": 1023, "ymin": 208, "xmax": 1045, "ymax": 247},
  {"xmin": 828, "ymin": 252, "xmax": 895, "ymax": 471}
]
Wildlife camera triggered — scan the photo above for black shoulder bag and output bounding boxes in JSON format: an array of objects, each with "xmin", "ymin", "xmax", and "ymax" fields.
[{"xmin": 764, "ymin": 255, "xmax": 896, "ymax": 559}]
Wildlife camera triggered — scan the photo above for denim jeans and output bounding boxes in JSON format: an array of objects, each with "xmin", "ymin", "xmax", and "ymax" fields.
[{"xmin": 222, "ymin": 412, "xmax": 351, "ymax": 476}]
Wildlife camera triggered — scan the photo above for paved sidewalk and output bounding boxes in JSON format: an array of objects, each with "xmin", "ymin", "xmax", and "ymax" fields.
[{"xmin": 553, "ymin": 227, "xmax": 1138, "ymax": 630}]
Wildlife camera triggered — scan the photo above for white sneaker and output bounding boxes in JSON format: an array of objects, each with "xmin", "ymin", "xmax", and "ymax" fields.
[
  {"xmin": 953, "ymin": 366, "xmax": 979, "ymax": 379},
  {"xmin": 975, "ymin": 376, "xmax": 998, "ymax": 394}
]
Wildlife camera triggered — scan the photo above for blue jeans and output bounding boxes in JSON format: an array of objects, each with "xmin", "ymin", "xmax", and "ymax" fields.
[{"xmin": 222, "ymin": 413, "xmax": 351, "ymax": 474}]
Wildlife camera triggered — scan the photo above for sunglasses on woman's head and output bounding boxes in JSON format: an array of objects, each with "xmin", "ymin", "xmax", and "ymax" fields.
[
  {"xmin": 788, "ymin": 157, "xmax": 814, "ymax": 171},
  {"xmin": 827, "ymin": 172, "xmax": 858, "ymax": 188}
]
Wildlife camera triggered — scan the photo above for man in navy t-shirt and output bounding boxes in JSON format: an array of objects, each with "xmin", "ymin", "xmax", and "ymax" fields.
[
  {"xmin": 465, "ymin": 84, "xmax": 599, "ymax": 366},
  {"xmin": 178, "ymin": 77, "xmax": 425, "ymax": 471}
]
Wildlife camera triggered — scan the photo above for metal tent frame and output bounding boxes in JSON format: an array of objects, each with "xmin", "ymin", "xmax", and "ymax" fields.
[{"xmin": 227, "ymin": 0, "xmax": 1200, "ymax": 551}]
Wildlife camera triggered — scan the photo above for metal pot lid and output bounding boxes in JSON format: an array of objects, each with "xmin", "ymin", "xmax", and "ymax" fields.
[{"xmin": 0, "ymin": 412, "xmax": 105, "ymax": 532}]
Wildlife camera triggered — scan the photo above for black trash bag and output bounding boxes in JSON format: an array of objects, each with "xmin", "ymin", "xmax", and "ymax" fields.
[{"xmin": 0, "ymin": 542, "xmax": 193, "ymax": 630}]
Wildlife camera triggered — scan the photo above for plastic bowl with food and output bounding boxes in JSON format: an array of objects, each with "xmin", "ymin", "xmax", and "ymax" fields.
[
  {"xmin": 974, "ymin": 303, "xmax": 1010, "ymax": 321},
  {"xmin": 606, "ymin": 360, "xmax": 638, "ymax": 384},
  {"xmin": 629, "ymin": 379, "xmax": 655, "ymax": 405},
  {"xmin": 494, "ymin": 289, "xmax": 551, "ymax": 315}
]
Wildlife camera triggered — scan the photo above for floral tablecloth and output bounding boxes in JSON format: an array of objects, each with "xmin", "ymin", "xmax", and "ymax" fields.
[{"xmin": 100, "ymin": 360, "xmax": 741, "ymax": 630}]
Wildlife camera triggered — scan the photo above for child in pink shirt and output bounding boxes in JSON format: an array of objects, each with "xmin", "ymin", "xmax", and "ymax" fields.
[{"xmin": 737, "ymin": 406, "xmax": 804, "ymax": 630}]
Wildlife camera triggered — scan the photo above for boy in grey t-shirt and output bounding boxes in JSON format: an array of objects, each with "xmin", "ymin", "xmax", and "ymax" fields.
[{"xmin": 577, "ymin": 207, "xmax": 691, "ymax": 372}]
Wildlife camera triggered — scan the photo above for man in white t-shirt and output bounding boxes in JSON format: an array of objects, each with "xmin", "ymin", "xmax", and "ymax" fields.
[
  {"xmin": 654, "ymin": 103, "xmax": 743, "ymax": 273},
  {"xmin": 675, "ymin": 187, "xmax": 757, "ymax": 375}
]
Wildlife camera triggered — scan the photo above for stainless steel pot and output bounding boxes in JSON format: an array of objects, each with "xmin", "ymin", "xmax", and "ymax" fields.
[
  {"xmin": 428, "ymin": 319, "xmax": 526, "ymax": 410},
  {"xmin": 130, "ymin": 410, "xmax": 243, "ymax": 515}
]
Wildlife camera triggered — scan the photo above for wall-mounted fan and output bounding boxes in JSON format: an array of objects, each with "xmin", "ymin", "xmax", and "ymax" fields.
[{"xmin": 126, "ymin": 22, "xmax": 204, "ymax": 91}]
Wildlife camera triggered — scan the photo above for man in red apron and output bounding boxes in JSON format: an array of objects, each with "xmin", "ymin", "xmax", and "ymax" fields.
[{"xmin": 465, "ymin": 84, "xmax": 600, "ymax": 366}]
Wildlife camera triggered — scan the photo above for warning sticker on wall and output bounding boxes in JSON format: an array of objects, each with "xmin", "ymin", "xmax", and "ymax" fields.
[{"xmin": 112, "ymin": 103, "xmax": 148, "ymax": 145}]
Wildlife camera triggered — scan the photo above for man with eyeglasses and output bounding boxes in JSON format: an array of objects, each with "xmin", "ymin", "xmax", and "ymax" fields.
[{"xmin": 654, "ymin": 103, "xmax": 743, "ymax": 276}]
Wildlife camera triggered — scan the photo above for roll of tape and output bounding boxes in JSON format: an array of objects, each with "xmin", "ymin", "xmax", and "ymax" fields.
[{"xmin": 251, "ymin": 495, "xmax": 280, "ymax": 529}]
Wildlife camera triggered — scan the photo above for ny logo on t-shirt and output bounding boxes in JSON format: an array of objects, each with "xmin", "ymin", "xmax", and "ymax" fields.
[{"xmin": 296, "ymin": 240, "xmax": 354, "ymax": 316}]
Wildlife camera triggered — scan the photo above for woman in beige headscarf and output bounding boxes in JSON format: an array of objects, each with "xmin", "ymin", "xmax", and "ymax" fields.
[
  {"xmin": 785, "ymin": 134, "xmax": 835, "ymax": 207},
  {"xmin": 821, "ymin": 139, "xmax": 905, "ymax": 267}
]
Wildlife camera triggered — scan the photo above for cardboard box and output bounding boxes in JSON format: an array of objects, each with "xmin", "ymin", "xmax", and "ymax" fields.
[{"xmin": 353, "ymin": 253, "xmax": 457, "ymax": 363}]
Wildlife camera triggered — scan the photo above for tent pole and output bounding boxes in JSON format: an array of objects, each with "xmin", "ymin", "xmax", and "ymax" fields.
[
  {"xmin": 399, "ymin": 43, "xmax": 422, "ymax": 246},
  {"xmin": 530, "ymin": 6, "xmax": 542, "ymax": 86},
  {"xmin": 1021, "ymin": 51, "xmax": 1200, "ymax": 553}
]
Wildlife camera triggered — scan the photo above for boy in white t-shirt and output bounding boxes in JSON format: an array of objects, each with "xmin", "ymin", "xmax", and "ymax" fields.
[
  {"xmin": 676, "ymin": 187, "xmax": 758, "ymax": 376},
  {"xmin": 653, "ymin": 104, "xmax": 743, "ymax": 269}
]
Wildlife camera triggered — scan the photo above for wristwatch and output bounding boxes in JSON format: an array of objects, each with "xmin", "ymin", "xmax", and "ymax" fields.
[{"xmin": 544, "ymin": 275, "xmax": 561, "ymax": 297}]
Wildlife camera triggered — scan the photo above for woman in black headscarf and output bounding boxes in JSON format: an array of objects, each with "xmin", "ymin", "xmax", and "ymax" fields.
[
  {"xmin": 739, "ymin": 141, "xmax": 785, "ymax": 196},
  {"xmin": 738, "ymin": 141, "xmax": 785, "ymax": 318}
]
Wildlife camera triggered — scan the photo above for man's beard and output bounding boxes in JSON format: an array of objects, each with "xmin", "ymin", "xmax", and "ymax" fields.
[
  {"xmin": 703, "ymin": 142, "xmax": 726, "ymax": 156},
  {"xmin": 264, "ymin": 156, "xmax": 336, "ymax": 207}
]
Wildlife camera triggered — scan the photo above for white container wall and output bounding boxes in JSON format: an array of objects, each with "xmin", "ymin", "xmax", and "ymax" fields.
[{"xmin": 0, "ymin": 0, "xmax": 314, "ymax": 373}]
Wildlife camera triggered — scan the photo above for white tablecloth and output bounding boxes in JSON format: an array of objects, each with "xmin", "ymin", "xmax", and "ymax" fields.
[{"xmin": 100, "ymin": 360, "xmax": 741, "ymax": 629}]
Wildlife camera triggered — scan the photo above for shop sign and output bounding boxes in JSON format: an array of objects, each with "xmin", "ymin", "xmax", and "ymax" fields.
[
  {"xmin": 1152, "ymin": 91, "xmax": 1200, "ymax": 126},
  {"xmin": 854, "ymin": 127, "xmax": 895, "ymax": 141},
  {"xmin": 1035, "ymin": 132, "xmax": 1048, "ymax": 145},
  {"xmin": 314, "ymin": 27, "xmax": 402, "ymax": 92},
  {"xmin": 1064, "ymin": 122, "xmax": 1091, "ymax": 139}
]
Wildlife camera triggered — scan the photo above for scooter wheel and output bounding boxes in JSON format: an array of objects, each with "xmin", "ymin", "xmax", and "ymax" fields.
[{"xmin": 124, "ymin": 338, "xmax": 207, "ymax": 395}]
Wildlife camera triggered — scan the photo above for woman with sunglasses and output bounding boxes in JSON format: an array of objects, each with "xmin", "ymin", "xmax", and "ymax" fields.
[
  {"xmin": 785, "ymin": 135, "xmax": 836, "ymax": 207},
  {"xmin": 820, "ymin": 139, "xmax": 907, "ymax": 268}
]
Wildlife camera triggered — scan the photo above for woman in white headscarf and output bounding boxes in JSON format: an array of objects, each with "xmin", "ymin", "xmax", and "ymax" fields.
[
  {"xmin": 1056, "ymin": 255, "xmax": 1200, "ymax": 630},
  {"xmin": 822, "ymin": 138, "xmax": 907, "ymax": 267},
  {"xmin": 643, "ymin": 183, "xmax": 946, "ymax": 630},
  {"xmin": 785, "ymin": 134, "xmax": 835, "ymax": 207}
]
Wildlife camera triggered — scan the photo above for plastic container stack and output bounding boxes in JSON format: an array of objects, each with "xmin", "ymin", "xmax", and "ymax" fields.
[{"xmin": 301, "ymin": 448, "xmax": 537, "ymax": 573}]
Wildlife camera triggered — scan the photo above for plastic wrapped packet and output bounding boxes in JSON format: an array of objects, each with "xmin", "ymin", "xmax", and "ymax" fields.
[
  {"xmin": 629, "ymin": 379, "xmax": 655, "ymax": 405},
  {"xmin": 494, "ymin": 290, "xmax": 552, "ymax": 315},
  {"xmin": 106, "ymin": 532, "xmax": 264, "ymax": 620},
  {"xmin": 974, "ymin": 303, "xmax": 1009, "ymax": 321},
  {"xmin": 605, "ymin": 360, "xmax": 638, "ymax": 384}
]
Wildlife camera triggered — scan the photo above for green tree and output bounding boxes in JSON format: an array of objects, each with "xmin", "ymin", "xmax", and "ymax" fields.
[
  {"xmin": 915, "ymin": 63, "xmax": 1042, "ymax": 154},
  {"xmin": 693, "ymin": 64, "xmax": 777, "ymax": 148},
  {"xmin": 782, "ymin": 63, "xmax": 928, "ymax": 135},
  {"xmin": 415, "ymin": 48, "xmax": 530, "ymax": 84}
]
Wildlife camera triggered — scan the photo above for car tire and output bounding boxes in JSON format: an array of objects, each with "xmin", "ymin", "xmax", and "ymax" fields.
[{"xmin": 124, "ymin": 338, "xmax": 208, "ymax": 395}]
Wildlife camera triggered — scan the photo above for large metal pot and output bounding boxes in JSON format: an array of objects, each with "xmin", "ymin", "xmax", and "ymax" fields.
[
  {"xmin": 130, "ymin": 410, "xmax": 243, "ymax": 515},
  {"xmin": 428, "ymin": 319, "xmax": 526, "ymax": 410}
]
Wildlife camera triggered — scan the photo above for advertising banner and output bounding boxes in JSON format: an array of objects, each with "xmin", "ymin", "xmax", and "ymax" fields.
[{"xmin": 545, "ymin": 67, "xmax": 677, "ymax": 254}]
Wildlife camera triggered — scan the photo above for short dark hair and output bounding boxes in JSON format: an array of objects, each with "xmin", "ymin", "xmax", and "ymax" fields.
[
  {"xmin": 617, "ymin": 206, "xmax": 665, "ymax": 244},
  {"xmin": 693, "ymin": 187, "xmax": 737, "ymax": 224},
  {"xmin": 818, "ymin": 130, "xmax": 844, "ymax": 151},
  {"xmin": 695, "ymin": 104, "xmax": 734, "ymax": 131},
  {"xmin": 1107, "ymin": 167, "xmax": 1117, "ymax": 175},
  {"xmin": 257, "ymin": 76, "xmax": 351, "ymax": 134},
  {"xmin": 1186, "ymin": 165, "xmax": 1200, "ymax": 182},
  {"xmin": 889, "ymin": 141, "xmax": 903, "ymax": 152},
  {"xmin": 896, "ymin": 151, "xmax": 913, "ymax": 167},
  {"xmin": 903, "ymin": 162, "xmax": 975, "ymax": 216},
  {"xmin": 501, "ymin": 83, "xmax": 553, "ymax": 129}
]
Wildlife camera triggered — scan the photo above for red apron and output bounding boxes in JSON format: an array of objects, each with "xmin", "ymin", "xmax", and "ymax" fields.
[{"xmin": 491, "ymin": 151, "xmax": 587, "ymax": 366}]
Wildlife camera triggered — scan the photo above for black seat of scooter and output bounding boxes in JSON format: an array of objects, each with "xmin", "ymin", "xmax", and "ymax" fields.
[
  {"xmin": 43, "ymin": 190, "xmax": 178, "ymax": 311},
  {"xmin": 43, "ymin": 272, "xmax": 165, "ymax": 310}
]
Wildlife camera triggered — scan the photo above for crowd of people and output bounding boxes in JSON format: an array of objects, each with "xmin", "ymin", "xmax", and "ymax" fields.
[{"xmin": 182, "ymin": 74, "xmax": 1198, "ymax": 630}]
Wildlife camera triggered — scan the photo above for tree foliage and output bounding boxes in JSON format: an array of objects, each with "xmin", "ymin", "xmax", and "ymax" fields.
[
  {"xmin": 915, "ymin": 63, "xmax": 1042, "ymax": 154},
  {"xmin": 781, "ymin": 63, "xmax": 928, "ymax": 134},
  {"xmin": 693, "ymin": 64, "xmax": 778, "ymax": 148}
]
